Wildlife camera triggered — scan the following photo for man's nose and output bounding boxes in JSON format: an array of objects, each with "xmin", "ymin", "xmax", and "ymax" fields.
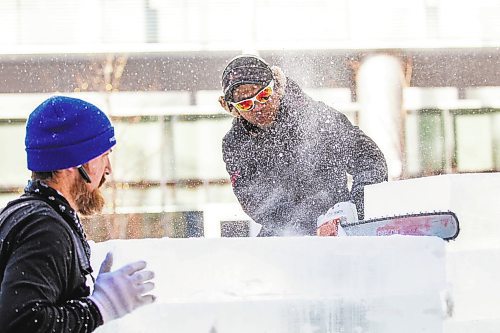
[
  {"xmin": 105, "ymin": 157, "xmax": 113, "ymax": 175},
  {"xmin": 253, "ymin": 102, "xmax": 266, "ymax": 112}
]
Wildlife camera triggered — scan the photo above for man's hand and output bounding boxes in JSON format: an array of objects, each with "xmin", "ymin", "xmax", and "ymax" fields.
[
  {"xmin": 317, "ymin": 217, "xmax": 341, "ymax": 236},
  {"xmin": 316, "ymin": 201, "xmax": 358, "ymax": 237},
  {"xmin": 89, "ymin": 252, "xmax": 156, "ymax": 323}
]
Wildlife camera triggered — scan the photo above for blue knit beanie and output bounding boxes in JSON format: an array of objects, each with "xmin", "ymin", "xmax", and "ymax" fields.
[{"xmin": 25, "ymin": 96, "xmax": 116, "ymax": 172}]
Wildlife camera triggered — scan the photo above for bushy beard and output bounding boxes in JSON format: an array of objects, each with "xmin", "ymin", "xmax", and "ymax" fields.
[{"xmin": 71, "ymin": 174, "xmax": 106, "ymax": 216}]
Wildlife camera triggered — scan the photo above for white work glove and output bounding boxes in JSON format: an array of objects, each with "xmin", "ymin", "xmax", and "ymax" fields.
[
  {"xmin": 89, "ymin": 252, "xmax": 156, "ymax": 323},
  {"xmin": 316, "ymin": 201, "xmax": 358, "ymax": 237}
]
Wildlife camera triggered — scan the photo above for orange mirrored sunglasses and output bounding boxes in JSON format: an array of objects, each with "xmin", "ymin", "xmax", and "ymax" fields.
[{"xmin": 228, "ymin": 80, "xmax": 274, "ymax": 112}]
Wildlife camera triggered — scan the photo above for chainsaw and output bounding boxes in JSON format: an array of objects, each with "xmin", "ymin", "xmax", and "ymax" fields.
[{"xmin": 316, "ymin": 202, "xmax": 460, "ymax": 241}]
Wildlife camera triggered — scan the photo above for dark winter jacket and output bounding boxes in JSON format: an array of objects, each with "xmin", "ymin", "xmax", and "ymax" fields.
[
  {"xmin": 0, "ymin": 180, "xmax": 103, "ymax": 333},
  {"xmin": 222, "ymin": 79, "xmax": 388, "ymax": 236}
]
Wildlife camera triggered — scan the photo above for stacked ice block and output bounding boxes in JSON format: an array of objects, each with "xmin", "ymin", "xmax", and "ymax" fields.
[
  {"xmin": 92, "ymin": 236, "xmax": 446, "ymax": 333},
  {"xmin": 364, "ymin": 173, "xmax": 500, "ymax": 332}
]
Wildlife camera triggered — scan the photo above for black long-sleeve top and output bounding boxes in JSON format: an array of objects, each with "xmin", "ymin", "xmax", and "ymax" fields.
[{"xmin": 0, "ymin": 181, "xmax": 103, "ymax": 332}]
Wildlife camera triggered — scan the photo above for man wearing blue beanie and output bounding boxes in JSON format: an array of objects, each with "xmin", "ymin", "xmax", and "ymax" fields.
[{"xmin": 0, "ymin": 96, "xmax": 156, "ymax": 332}]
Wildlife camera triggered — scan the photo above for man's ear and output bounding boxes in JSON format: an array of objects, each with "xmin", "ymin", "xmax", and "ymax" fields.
[
  {"xmin": 271, "ymin": 66, "xmax": 286, "ymax": 98},
  {"xmin": 218, "ymin": 96, "xmax": 230, "ymax": 111},
  {"xmin": 218, "ymin": 96, "xmax": 240, "ymax": 118}
]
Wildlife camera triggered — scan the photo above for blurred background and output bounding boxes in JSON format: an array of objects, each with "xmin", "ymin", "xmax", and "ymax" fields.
[{"xmin": 0, "ymin": 0, "xmax": 499, "ymax": 240}]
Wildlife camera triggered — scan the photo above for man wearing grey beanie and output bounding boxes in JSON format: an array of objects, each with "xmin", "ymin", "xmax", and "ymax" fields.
[
  {"xmin": 0, "ymin": 96, "xmax": 156, "ymax": 332},
  {"xmin": 219, "ymin": 55, "xmax": 388, "ymax": 236}
]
